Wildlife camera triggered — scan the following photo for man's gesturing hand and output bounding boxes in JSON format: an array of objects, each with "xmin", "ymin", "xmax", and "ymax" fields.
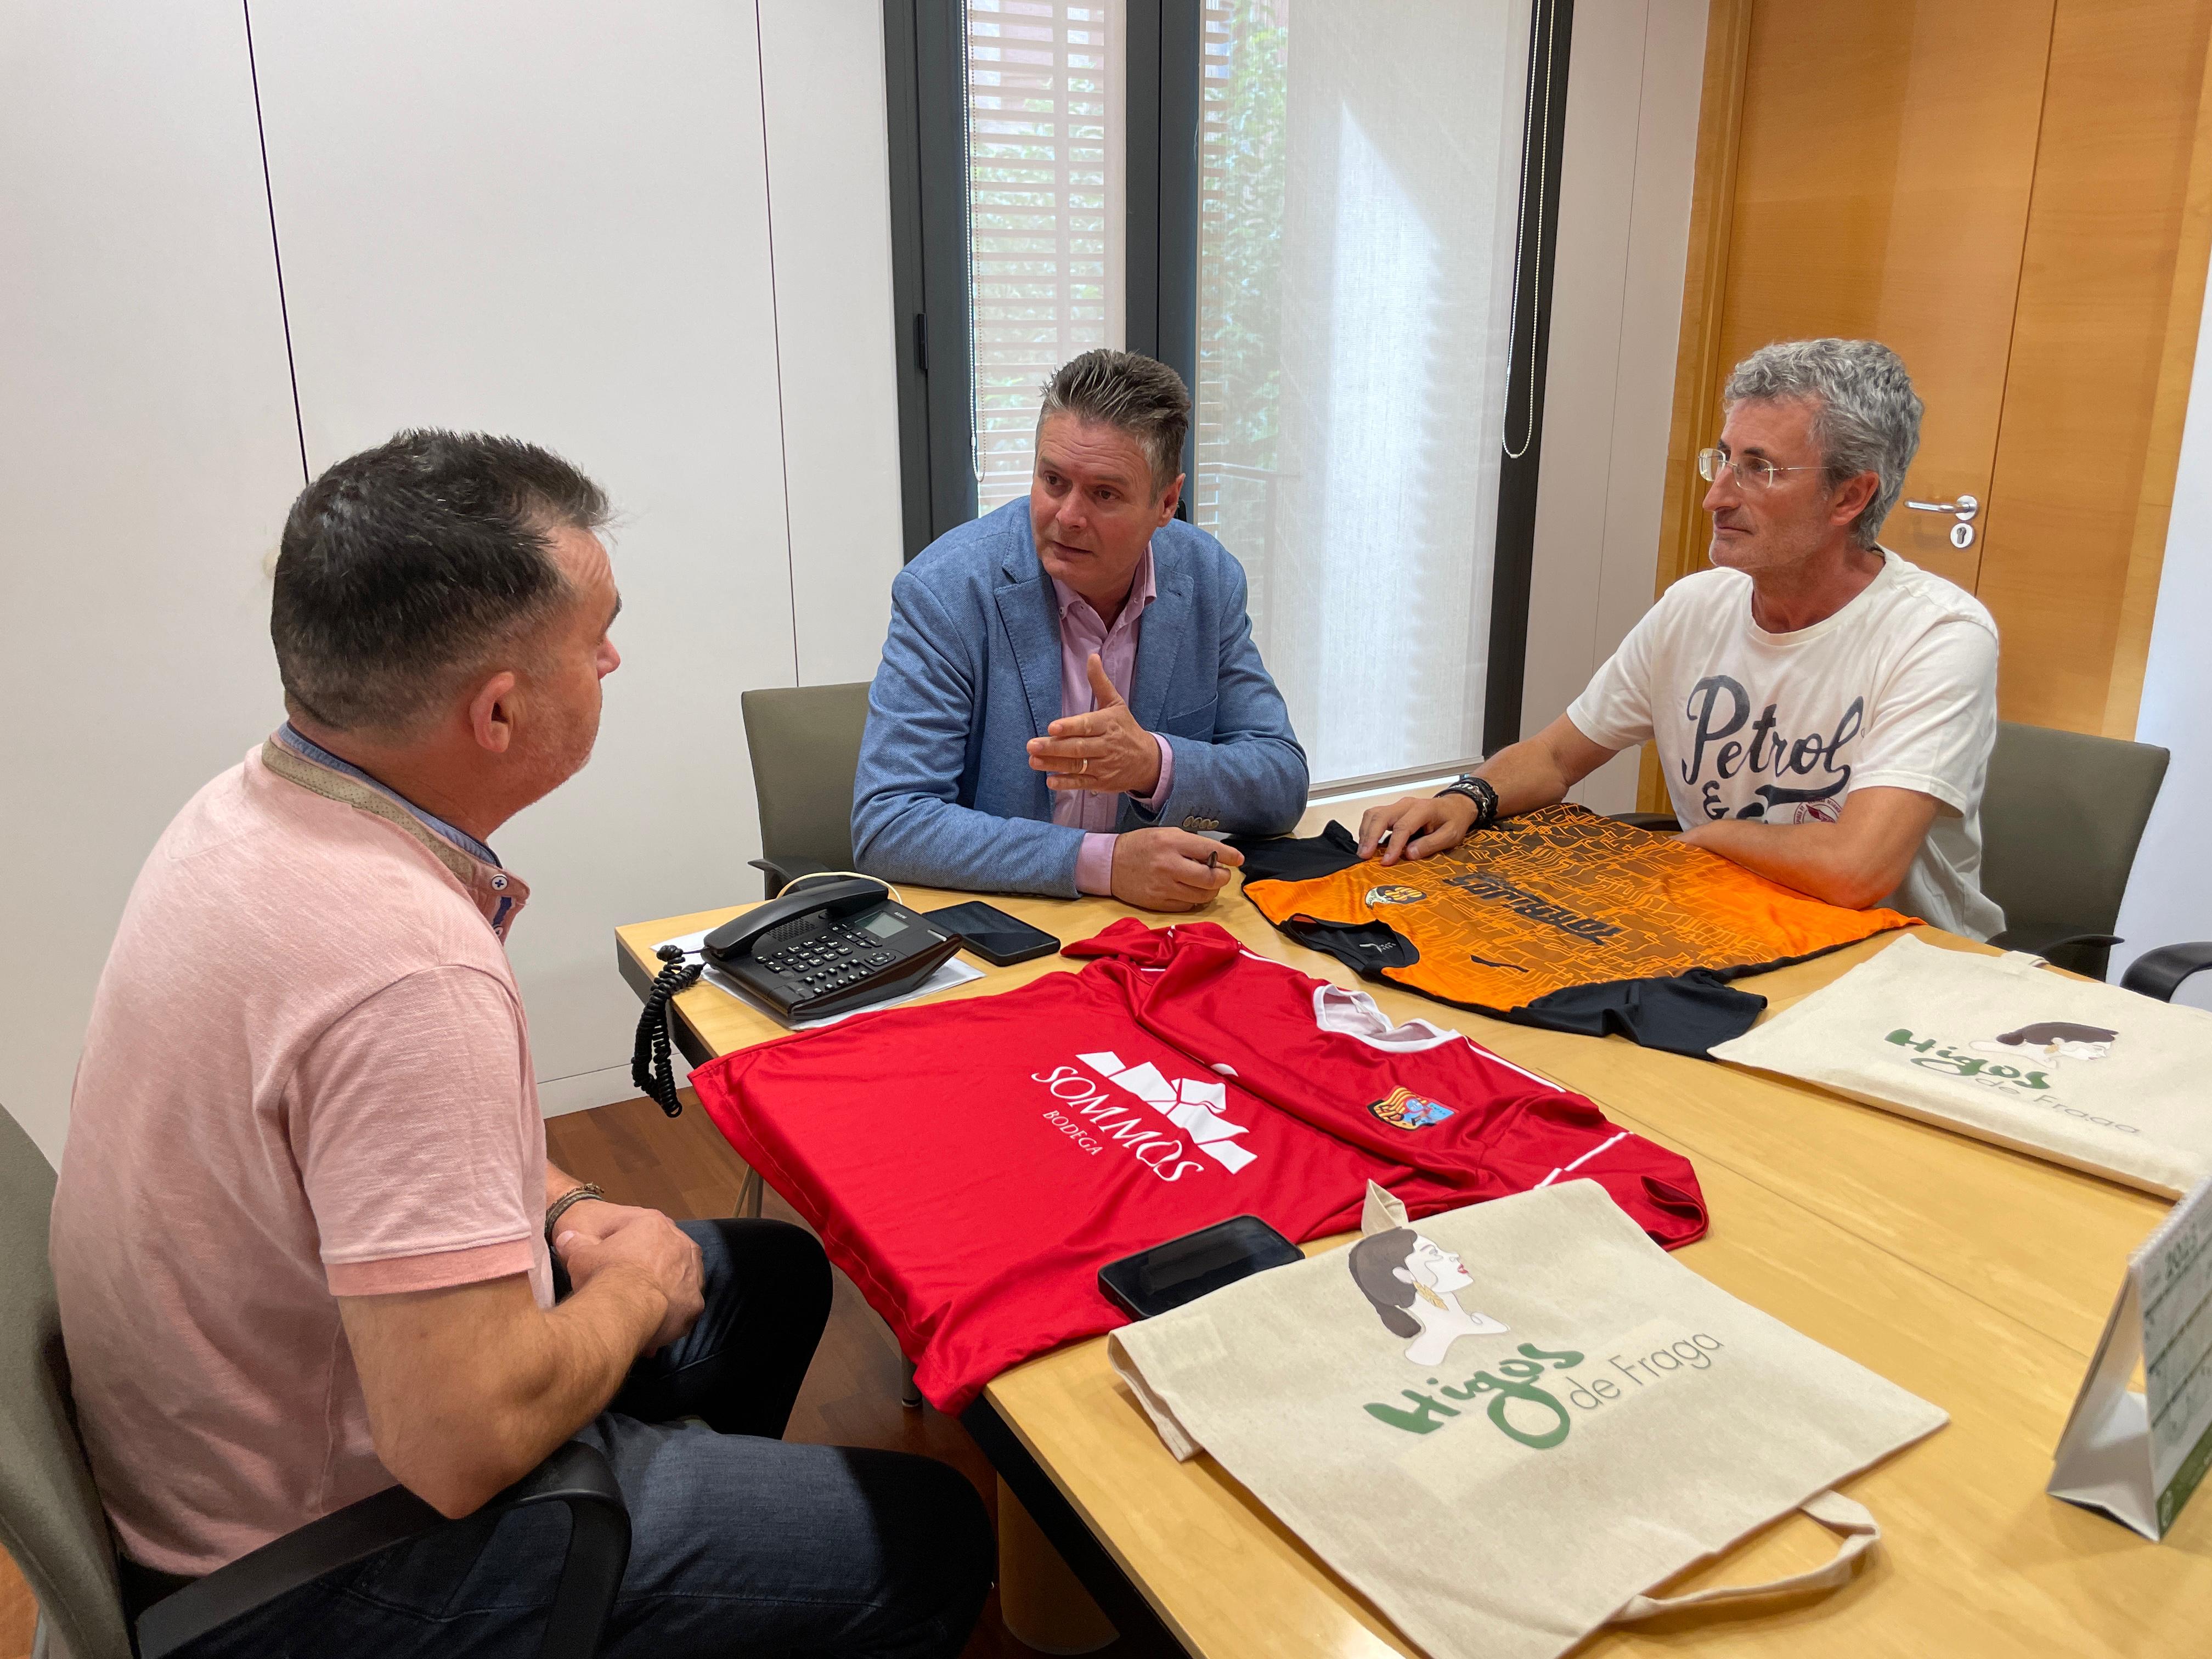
[
  {"xmin": 1357, "ymin": 793, "xmax": 1480, "ymax": 865},
  {"xmin": 1112, "ymin": 827, "xmax": 1241, "ymax": 912},
  {"xmin": 555, "ymin": 1205, "xmax": 704, "ymax": 1356},
  {"xmin": 1027, "ymin": 653, "xmax": 1163, "ymax": 796}
]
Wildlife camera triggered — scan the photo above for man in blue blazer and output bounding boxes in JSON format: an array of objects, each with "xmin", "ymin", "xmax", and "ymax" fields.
[{"xmin": 853, "ymin": 351, "xmax": 1307, "ymax": 909}]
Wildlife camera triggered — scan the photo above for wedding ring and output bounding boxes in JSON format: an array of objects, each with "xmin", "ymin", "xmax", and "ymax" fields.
[{"xmin": 1080, "ymin": 757, "xmax": 1090, "ymax": 775}]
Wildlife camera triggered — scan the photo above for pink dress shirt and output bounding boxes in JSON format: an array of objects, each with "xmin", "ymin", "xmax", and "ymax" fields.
[{"xmin": 1049, "ymin": 544, "xmax": 1177, "ymax": 894}]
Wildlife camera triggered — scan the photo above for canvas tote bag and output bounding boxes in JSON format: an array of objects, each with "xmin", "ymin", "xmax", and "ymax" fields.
[
  {"xmin": 1109, "ymin": 1181, "xmax": 1945, "ymax": 1659},
  {"xmin": 1711, "ymin": 933, "xmax": 2212, "ymax": 1197}
]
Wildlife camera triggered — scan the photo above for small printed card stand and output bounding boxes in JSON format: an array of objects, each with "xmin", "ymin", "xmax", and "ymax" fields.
[{"xmin": 2049, "ymin": 1173, "xmax": 2212, "ymax": 1539}]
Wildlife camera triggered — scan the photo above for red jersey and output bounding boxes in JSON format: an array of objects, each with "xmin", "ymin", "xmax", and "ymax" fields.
[{"xmin": 690, "ymin": 922, "xmax": 1706, "ymax": 1412}]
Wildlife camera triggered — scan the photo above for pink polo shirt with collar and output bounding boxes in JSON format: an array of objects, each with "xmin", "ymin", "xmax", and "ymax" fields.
[
  {"xmin": 49, "ymin": 735, "xmax": 551, "ymax": 1576},
  {"xmin": 1049, "ymin": 543, "xmax": 1177, "ymax": 895}
]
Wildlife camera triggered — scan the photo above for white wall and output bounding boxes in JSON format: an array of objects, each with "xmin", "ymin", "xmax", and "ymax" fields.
[
  {"xmin": 759, "ymin": 0, "xmax": 906, "ymax": 687},
  {"xmin": 0, "ymin": 3, "xmax": 306, "ymax": 1166},
  {"xmin": 0, "ymin": 1, "xmax": 906, "ymax": 1161},
  {"xmin": 1522, "ymin": 0, "xmax": 1707, "ymax": 812},
  {"xmin": 2113, "ymin": 286, "xmax": 2212, "ymax": 1012}
]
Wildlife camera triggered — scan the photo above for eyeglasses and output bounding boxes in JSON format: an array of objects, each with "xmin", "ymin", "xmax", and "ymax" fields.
[{"xmin": 1697, "ymin": 447, "xmax": 1821, "ymax": 490}]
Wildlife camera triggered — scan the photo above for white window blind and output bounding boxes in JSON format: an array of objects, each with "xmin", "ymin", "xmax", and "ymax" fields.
[
  {"xmin": 964, "ymin": 0, "xmax": 1127, "ymax": 512},
  {"xmin": 1195, "ymin": 0, "xmax": 1530, "ymax": 785}
]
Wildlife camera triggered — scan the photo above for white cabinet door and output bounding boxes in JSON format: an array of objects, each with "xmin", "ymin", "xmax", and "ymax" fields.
[
  {"xmin": 250, "ymin": 0, "xmax": 800, "ymax": 1107},
  {"xmin": 0, "ymin": 2, "xmax": 303, "ymax": 1163}
]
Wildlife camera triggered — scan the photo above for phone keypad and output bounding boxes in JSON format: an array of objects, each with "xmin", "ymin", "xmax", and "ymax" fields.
[{"xmin": 758, "ymin": 920, "xmax": 899, "ymax": 1000}]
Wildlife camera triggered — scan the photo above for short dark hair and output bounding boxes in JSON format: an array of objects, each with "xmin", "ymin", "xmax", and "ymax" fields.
[
  {"xmin": 272, "ymin": 430, "xmax": 609, "ymax": 734},
  {"xmin": 1038, "ymin": 349, "xmax": 1190, "ymax": 495}
]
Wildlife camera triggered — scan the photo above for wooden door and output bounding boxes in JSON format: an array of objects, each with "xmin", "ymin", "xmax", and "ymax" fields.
[
  {"xmin": 1714, "ymin": 0, "xmax": 2055, "ymax": 590},
  {"xmin": 1656, "ymin": 0, "xmax": 2212, "ymax": 771},
  {"xmin": 1976, "ymin": 0, "xmax": 2212, "ymax": 732}
]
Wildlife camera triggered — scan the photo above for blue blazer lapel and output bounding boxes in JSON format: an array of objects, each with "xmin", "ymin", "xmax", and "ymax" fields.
[
  {"xmin": 991, "ymin": 520, "xmax": 1064, "ymax": 740},
  {"xmin": 1130, "ymin": 539, "xmax": 1191, "ymax": 733}
]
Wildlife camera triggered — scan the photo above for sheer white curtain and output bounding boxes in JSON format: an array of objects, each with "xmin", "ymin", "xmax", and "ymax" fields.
[
  {"xmin": 1195, "ymin": 1, "xmax": 1530, "ymax": 785},
  {"xmin": 964, "ymin": 0, "xmax": 1127, "ymax": 512}
]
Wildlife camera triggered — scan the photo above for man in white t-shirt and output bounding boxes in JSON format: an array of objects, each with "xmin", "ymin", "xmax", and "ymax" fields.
[{"xmin": 1358, "ymin": 338, "xmax": 2004, "ymax": 940}]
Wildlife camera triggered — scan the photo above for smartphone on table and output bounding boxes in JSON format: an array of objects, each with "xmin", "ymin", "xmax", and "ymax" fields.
[
  {"xmin": 1098, "ymin": 1215, "xmax": 1304, "ymax": 1319},
  {"xmin": 924, "ymin": 900, "xmax": 1062, "ymax": 966}
]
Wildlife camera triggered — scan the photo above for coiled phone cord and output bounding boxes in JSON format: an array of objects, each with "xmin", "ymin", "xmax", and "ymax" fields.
[
  {"xmin": 632, "ymin": 944, "xmax": 702, "ymax": 1118},
  {"xmin": 629, "ymin": 873, "xmax": 905, "ymax": 1118}
]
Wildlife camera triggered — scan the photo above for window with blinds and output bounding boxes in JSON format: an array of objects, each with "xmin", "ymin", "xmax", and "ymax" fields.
[
  {"xmin": 904, "ymin": 1, "xmax": 1547, "ymax": 783},
  {"xmin": 963, "ymin": 1, "xmax": 1126, "ymax": 513},
  {"xmin": 1193, "ymin": 1, "xmax": 1530, "ymax": 786}
]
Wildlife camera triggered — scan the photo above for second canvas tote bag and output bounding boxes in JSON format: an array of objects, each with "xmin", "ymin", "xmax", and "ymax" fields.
[{"xmin": 1712, "ymin": 933, "xmax": 2212, "ymax": 1197}]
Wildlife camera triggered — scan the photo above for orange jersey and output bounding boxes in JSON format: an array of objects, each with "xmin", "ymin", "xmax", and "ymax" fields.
[{"xmin": 1238, "ymin": 805, "xmax": 1916, "ymax": 1046}]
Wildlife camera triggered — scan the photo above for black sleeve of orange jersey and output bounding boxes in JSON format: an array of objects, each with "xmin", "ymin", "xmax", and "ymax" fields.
[
  {"xmin": 1226, "ymin": 820, "xmax": 1363, "ymax": 884},
  {"xmin": 1511, "ymin": 969, "xmax": 1765, "ymax": 1059},
  {"xmin": 1275, "ymin": 915, "xmax": 1419, "ymax": 975}
]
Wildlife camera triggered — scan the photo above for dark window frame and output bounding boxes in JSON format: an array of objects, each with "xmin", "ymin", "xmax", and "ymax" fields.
[
  {"xmin": 884, "ymin": 0, "xmax": 977, "ymax": 551},
  {"xmin": 1484, "ymin": 0, "xmax": 1575, "ymax": 754},
  {"xmin": 885, "ymin": 0, "xmax": 1571, "ymax": 753},
  {"xmin": 1126, "ymin": 1, "xmax": 1201, "ymax": 518}
]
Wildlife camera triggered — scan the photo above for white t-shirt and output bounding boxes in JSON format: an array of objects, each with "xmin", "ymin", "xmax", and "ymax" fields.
[{"xmin": 1566, "ymin": 550, "xmax": 2004, "ymax": 940}]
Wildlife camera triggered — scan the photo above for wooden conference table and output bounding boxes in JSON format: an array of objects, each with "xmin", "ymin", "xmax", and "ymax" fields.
[{"xmin": 616, "ymin": 879, "xmax": 2211, "ymax": 1658}]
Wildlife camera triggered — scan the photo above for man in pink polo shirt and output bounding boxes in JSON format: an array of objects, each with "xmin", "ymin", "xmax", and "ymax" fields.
[{"xmin": 49, "ymin": 431, "xmax": 990, "ymax": 1657}]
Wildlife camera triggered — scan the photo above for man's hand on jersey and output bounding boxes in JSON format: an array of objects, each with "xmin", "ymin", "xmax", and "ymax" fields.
[
  {"xmin": 1112, "ymin": 828, "xmax": 1241, "ymax": 912},
  {"xmin": 1357, "ymin": 793, "xmax": 1480, "ymax": 866},
  {"xmin": 1028, "ymin": 654, "xmax": 1162, "ymax": 796}
]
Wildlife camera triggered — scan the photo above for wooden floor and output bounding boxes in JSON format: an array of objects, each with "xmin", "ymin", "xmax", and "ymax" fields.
[
  {"xmin": 546, "ymin": 1091, "xmax": 1142, "ymax": 1659},
  {"xmin": 0, "ymin": 1553, "xmax": 30, "ymax": 1659}
]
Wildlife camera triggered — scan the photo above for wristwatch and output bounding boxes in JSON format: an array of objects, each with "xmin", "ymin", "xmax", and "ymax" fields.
[{"xmin": 1435, "ymin": 773, "xmax": 1500, "ymax": 832}]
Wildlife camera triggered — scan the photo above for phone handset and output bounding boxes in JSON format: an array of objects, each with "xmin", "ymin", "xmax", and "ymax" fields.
[
  {"xmin": 630, "ymin": 874, "xmax": 891, "ymax": 1118},
  {"xmin": 633, "ymin": 873, "xmax": 957, "ymax": 1112},
  {"xmin": 699, "ymin": 875, "xmax": 893, "ymax": 966}
]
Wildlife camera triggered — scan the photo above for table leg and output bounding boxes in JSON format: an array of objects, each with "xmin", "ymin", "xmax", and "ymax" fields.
[
  {"xmin": 735, "ymin": 1166, "xmax": 763, "ymax": 1219},
  {"xmin": 997, "ymin": 1476, "xmax": 1117, "ymax": 1655}
]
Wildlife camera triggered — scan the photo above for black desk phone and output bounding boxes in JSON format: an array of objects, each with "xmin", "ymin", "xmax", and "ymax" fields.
[
  {"xmin": 630, "ymin": 876, "xmax": 959, "ymax": 1118},
  {"xmin": 703, "ymin": 876, "xmax": 960, "ymax": 1024}
]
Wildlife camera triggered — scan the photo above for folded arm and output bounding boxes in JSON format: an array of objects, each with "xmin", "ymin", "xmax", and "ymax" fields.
[
  {"xmin": 339, "ymin": 1170, "xmax": 702, "ymax": 1519},
  {"xmin": 1677, "ymin": 785, "xmax": 1939, "ymax": 911}
]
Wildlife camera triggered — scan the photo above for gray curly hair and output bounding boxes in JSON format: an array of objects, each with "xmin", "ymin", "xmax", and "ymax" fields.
[{"xmin": 1724, "ymin": 338, "xmax": 1923, "ymax": 550}]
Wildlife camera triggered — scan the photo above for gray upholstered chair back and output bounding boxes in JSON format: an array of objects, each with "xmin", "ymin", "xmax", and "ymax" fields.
[
  {"xmin": 0, "ymin": 1103, "xmax": 132, "ymax": 1659},
  {"xmin": 741, "ymin": 682, "xmax": 874, "ymax": 876},
  {"xmin": 1980, "ymin": 720, "xmax": 2169, "ymax": 974}
]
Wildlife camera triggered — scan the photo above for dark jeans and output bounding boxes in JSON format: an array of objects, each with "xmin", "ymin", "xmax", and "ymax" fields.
[{"xmin": 177, "ymin": 1219, "xmax": 993, "ymax": 1658}]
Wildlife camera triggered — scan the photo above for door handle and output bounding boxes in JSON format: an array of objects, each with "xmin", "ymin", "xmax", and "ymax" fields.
[{"xmin": 1904, "ymin": 493, "xmax": 1978, "ymax": 522}]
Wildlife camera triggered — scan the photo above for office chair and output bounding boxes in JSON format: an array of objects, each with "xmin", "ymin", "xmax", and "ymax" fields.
[
  {"xmin": 1980, "ymin": 721, "xmax": 2169, "ymax": 980},
  {"xmin": 0, "ymin": 1102, "xmax": 631, "ymax": 1659},
  {"xmin": 2123, "ymin": 943, "xmax": 2212, "ymax": 1001},
  {"xmin": 740, "ymin": 681, "xmax": 875, "ymax": 899},
  {"xmin": 734, "ymin": 682, "xmax": 925, "ymax": 1405}
]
